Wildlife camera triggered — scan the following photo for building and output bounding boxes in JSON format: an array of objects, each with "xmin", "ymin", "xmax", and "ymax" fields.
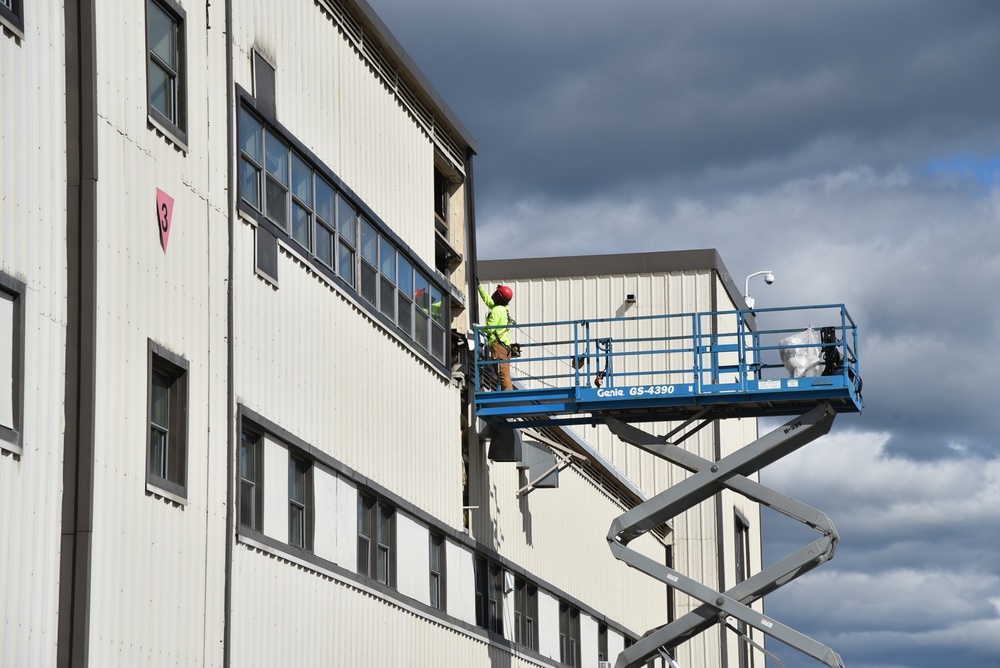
[
  {"xmin": 1, "ymin": 2, "xmax": 707, "ymax": 668},
  {"xmin": 479, "ymin": 252, "xmax": 768, "ymax": 668}
]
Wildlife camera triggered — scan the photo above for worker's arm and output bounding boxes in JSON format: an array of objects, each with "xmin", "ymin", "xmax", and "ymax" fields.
[{"xmin": 478, "ymin": 284, "xmax": 496, "ymax": 309}]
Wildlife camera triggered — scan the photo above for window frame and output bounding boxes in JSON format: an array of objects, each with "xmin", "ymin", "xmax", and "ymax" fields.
[
  {"xmin": 474, "ymin": 556, "xmax": 504, "ymax": 635},
  {"xmin": 514, "ymin": 577, "xmax": 538, "ymax": 650},
  {"xmin": 146, "ymin": 340, "xmax": 188, "ymax": 500},
  {"xmin": 429, "ymin": 532, "xmax": 447, "ymax": 611},
  {"xmin": 0, "ymin": 273, "xmax": 24, "ymax": 455},
  {"xmin": 357, "ymin": 493, "xmax": 396, "ymax": 588},
  {"xmin": 288, "ymin": 454, "xmax": 313, "ymax": 550},
  {"xmin": 0, "ymin": 0, "xmax": 23, "ymax": 37},
  {"xmin": 238, "ymin": 428, "xmax": 265, "ymax": 531},
  {"xmin": 559, "ymin": 601, "xmax": 581, "ymax": 667},
  {"xmin": 145, "ymin": 0, "xmax": 188, "ymax": 146}
]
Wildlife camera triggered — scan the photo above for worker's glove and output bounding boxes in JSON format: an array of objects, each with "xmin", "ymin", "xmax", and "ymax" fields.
[{"xmin": 510, "ymin": 343, "xmax": 523, "ymax": 358}]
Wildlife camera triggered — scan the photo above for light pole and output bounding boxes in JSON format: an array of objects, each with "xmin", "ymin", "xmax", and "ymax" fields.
[{"xmin": 743, "ymin": 270, "xmax": 775, "ymax": 309}]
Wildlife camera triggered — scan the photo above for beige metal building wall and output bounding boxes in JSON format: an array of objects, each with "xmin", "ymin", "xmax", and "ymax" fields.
[
  {"xmin": 81, "ymin": 0, "xmax": 231, "ymax": 663},
  {"xmin": 0, "ymin": 2, "xmax": 68, "ymax": 666}
]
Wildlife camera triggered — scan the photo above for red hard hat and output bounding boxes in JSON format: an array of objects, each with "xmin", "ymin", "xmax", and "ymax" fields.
[{"xmin": 497, "ymin": 285, "xmax": 513, "ymax": 302}]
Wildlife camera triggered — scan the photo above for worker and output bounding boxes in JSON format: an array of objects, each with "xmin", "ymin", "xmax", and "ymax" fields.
[{"xmin": 478, "ymin": 284, "xmax": 515, "ymax": 391}]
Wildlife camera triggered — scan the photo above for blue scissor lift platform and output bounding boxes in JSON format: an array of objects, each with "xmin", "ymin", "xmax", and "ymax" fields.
[
  {"xmin": 472, "ymin": 304, "xmax": 862, "ymax": 668},
  {"xmin": 474, "ymin": 304, "xmax": 862, "ymax": 428}
]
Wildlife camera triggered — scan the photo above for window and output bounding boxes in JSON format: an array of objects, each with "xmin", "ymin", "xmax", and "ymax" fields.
[
  {"xmin": 358, "ymin": 494, "xmax": 395, "ymax": 587},
  {"xmin": 429, "ymin": 533, "xmax": 446, "ymax": 611},
  {"xmin": 147, "ymin": 342, "xmax": 188, "ymax": 498},
  {"xmin": 0, "ymin": 0, "xmax": 22, "ymax": 36},
  {"xmin": 146, "ymin": 0, "xmax": 187, "ymax": 143},
  {"xmin": 735, "ymin": 512, "xmax": 753, "ymax": 668},
  {"xmin": 474, "ymin": 557, "xmax": 503, "ymax": 635},
  {"xmin": 288, "ymin": 455, "xmax": 312, "ymax": 550},
  {"xmin": 239, "ymin": 430, "xmax": 264, "ymax": 530},
  {"xmin": 514, "ymin": 578, "xmax": 537, "ymax": 650},
  {"xmin": 598, "ymin": 623, "xmax": 608, "ymax": 663},
  {"xmin": 0, "ymin": 276, "xmax": 24, "ymax": 453},
  {"xmin": 559, "ymin": 602, "xmax": 581, "ymax": 667},
  {"xmin": 236, "ymin": 100, "xmax": 450, "ymax": 367},
  {"xmin": 433, "ymin": 166, "xmax": 450, "ymax": 233}
]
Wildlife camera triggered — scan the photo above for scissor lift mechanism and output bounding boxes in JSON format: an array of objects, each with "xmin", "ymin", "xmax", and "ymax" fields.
[{"xmin": 473, "ymin": 305, "xmax": 862, "ymax": 668}]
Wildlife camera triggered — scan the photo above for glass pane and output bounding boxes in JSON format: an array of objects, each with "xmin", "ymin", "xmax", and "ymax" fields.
[
  {"xmin": 360, "ymin": 261, "xmax": 377, "ymax": 305},
  {"xmin": 291, "ymin": 202, "xmax": 310, "ymax": 249},
  {"xmin": 360, "ymin": 218, "xmax": 377, "ymax": 264},
  {"xmin": 148, "ymin": 62, "xmax": 173, "ymax": 119},
  {"xmin": 430, "ymin": 285, "xmax": 445, "ymax": 325},
  {"xmin": 315, "ymin": 178, "xmax": 334, "ymax": 223},
  {"xmin": 432, "ymin": 322, "xmax": 445, "ymax": 362},
  {"xmin": 148, "ymin": 2, "xmax": 176, "ymax": 68},
  {"xmin": 378, "ymin": 505, "xmax": 392, "ymax": 543},
  {"xmin": 337, "ymin": 194, "xmax": 357, "ymax": 246},
  {"xmin": 358, "ymin": 496, "xmax": 372, "ymax": 535},
  {"xmin": 239, "ymin": 107, "xmax": 261, "ymax": 161},
  {"xmin": 289, "ymin": 505, "xmax": 303, "ymax": 547},
  {"xmin": 357, "ymin": 537, "xmax": 369, "ymax": 575},
  {"xmin": 397, "ymin": 256, "xmax": 413, "ymax": 294},
  {"xmin": 239, "ymin": 435, "xmax": 254, "ymax": 480},
  {"xmin": 239, "ymin": 159, "xmax": 260, "ymax": 209},
  {"xmin": 430, "ymin": 573, "xmax": 439, "ymax": 608},
  {"xmin": 264, "ymin": 129, "xmax": 287, "ymax": 183},
  {"xmin": 291, "ymin": 153, "xmax": 312, "ymax": 202},
  {"xmin": 379, "ymin": 237, "xmax": 395, "ymax": 281},
  {"xmin": 415, "ymin": 309, "xmax": 429, "ymax": 351},
  {"xmin": 380, "ymin": 276, "xmax": 395, "ymax": 320},
  {"xmin": 151, "ymin": 371, "xmax": 170, "ymax": 426},
  {"xmin": 265, "ymin": 176, "xmax": 287, "ymax": 227},
  {"xmin": 338, "ymin": 244, "xmax": 355, "ymax": 286},
  {"xmin": 148, "ymin": 427, "xmax": 167, "ymax": 477},
  {"xmin": 239, "ymin": 480, "xmax": 253, "ymax": 527},
  {"xmin": 397, "ymin": 293, "xmax": 412, "ymax": 337},
  {"xmin": 377, "ymin": 546, "xmax": 388, "ymax": 583},
  {"xmin": 316, "ymin": 224, "xmax": 333, "ymax": 268},
  {"xmin": 289, "ymin": 460, "xmax": 304, "ymax": 502}
]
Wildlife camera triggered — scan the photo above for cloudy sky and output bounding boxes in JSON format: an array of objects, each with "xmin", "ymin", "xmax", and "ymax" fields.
[{"xmin": 372, "ymin": 1, "xmax": 1000, "ymax": 666}]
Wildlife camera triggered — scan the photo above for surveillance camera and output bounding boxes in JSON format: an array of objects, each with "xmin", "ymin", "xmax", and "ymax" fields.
[{"xmin": 764, "ymin": 273, "xmax": 775, "ymax": 285}]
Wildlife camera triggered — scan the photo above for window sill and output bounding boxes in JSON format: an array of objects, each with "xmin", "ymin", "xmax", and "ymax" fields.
[
  {"xmin": 0, "ymin": 11, "xmax": 24, "ymax": 40},
  {"xmin": 147, "ymin": 113, "xmax": 189, "ymax": 153},
  {"xmin": 0, "ymin": 439, "xmax": 21, "ymax": 458},
  {"xmin": 146, "ymin": 480, "xmax": 188, "ymax": 506}
]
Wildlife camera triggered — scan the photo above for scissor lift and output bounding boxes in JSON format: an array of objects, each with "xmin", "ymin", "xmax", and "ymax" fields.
[{"xmin": 473, "ymin": 305, "xmax": 862, "ymax": 668}]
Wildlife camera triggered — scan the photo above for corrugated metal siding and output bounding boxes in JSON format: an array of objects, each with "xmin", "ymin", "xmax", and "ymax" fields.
[
  {"xmin": 234, "ymin": 221, "xmax": 464, "ymax": 526},
  {"xmin": 232, "ymin": 544, "xmax": 549, "ymax": 668},
  {"xmin": 231, "ymin": 0, "xmax": 438, "ymax": 263},
  {"xmin": 1, "ymin": 1, "xmax": 69, "ymax": 666},
  {"xmin": 84, "ymin": 0, "xmax": 230, "ymax": 663},
  {"xmin": 469, "ymin": 441, "xmax": 670, "ymax": 635}
]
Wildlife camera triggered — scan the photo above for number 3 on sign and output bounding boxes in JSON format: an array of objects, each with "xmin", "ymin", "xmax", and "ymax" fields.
[{"xmin": 156, "ymin": 188, "xmax": 174, "ymax": 253}]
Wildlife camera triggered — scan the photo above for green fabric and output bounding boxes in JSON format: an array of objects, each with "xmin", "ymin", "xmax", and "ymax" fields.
[{"xmin": 478, "ymin": 285, "xmax": 512, "ymax": 345}]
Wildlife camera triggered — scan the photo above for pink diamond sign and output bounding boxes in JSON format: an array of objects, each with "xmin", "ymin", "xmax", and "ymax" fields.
[{"xmin": 156, "ymin": 188, "xmax": 174, "ymax": 253}]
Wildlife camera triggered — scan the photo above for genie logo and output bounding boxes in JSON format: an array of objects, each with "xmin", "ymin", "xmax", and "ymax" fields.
[{"xmin": 596, "ymin": 388, "xmax": 624, "ymax": 397}]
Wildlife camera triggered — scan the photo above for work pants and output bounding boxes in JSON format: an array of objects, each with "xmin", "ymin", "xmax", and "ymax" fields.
[{"xmin": 491, "ymin": 342, "xmax": 513, "ymax": 391}]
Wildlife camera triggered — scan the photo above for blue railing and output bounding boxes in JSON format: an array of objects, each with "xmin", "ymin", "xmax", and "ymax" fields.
[{"xmin": 474, "ymin": 304, "xmax": 862, "ymax": 423}]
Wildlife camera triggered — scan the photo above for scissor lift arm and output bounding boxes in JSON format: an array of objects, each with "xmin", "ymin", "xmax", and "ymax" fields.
[{"xmin": 606, "ymin": 403, "xmax": 846, "ymax": 668}]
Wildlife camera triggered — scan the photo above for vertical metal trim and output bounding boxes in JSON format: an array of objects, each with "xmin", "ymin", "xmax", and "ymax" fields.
[
  {"xmin": 58, "ymin": 0, "xmax": 98, "ymax": 665},
  {"xmin": 223, "ymin": 0, "xmax": 236, "ymax": 661},
  {"xmin": 711, "ymin": 270, "xmax": 730, "ymax": 667}
]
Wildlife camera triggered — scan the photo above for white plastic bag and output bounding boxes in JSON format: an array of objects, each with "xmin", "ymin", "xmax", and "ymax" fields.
[{"xmin": 779, "ymin": 326, "xmax": 824, "ymax": 378}]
